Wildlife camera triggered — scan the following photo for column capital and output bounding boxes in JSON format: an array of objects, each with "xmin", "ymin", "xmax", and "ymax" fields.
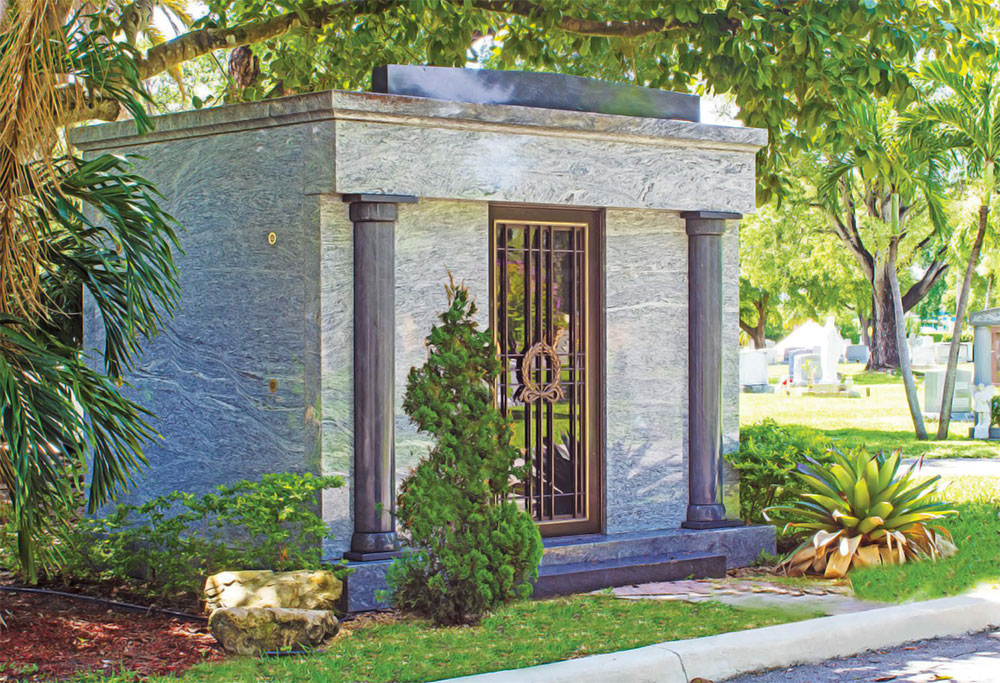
[
  {"xmin": 682, "ymin": 211, "xmax": 742, "ymax": 237},
  {"xmin": 342, "ymin": 193, "xmax": 418, "ymax": 204}
]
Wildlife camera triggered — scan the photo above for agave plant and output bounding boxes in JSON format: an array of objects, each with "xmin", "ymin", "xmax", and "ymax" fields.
[{"xmin": 766, "ymin": 449, "xmax": 958, "ymax": 578}]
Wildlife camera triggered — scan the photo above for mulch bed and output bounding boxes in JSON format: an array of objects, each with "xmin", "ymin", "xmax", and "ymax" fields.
[{"xmin": 0, "ymin": 590, "xmax": 223, "ymax": 681}]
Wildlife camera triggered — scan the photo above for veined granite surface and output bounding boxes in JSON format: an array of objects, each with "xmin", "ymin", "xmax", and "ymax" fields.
[
  {"xmin": 82, "ymin": 121, "xmax": 325, "ymax": 509},
  {"xmin": 70, "ymin": 90, "xmax": 766, "ymax": 154},
  {"xmin": 604, "ymin": 209, "xmax": 688, "ymax": 533}
]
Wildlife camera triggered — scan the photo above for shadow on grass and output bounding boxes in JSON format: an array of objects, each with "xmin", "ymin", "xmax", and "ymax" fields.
[{"xmin": 779, "ymin": 426, "xmax": 999, "ymax": 459}]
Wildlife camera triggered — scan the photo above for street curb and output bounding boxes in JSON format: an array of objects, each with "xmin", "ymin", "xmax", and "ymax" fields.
[{"xmin": 441, "ymin": 590, "xmax": 1000, "ymax": 682}]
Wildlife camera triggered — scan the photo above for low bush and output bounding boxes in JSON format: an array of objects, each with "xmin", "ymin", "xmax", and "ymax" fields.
[
  {"xmin": 387, "ymin": 281, "xmax": 543, "ymax": 625},
  {"xmin": 726, "ymin": 420, "xmax": 834, "ymax": 525},
  {"xmin": 1, "ymin": 472, "xmax": 343, "ymax": 597}
]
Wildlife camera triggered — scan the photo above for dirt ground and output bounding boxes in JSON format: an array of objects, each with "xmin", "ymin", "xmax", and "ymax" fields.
[{"xmin": 0, "ymin": 590, "xmax": 222, "ymax": 681}]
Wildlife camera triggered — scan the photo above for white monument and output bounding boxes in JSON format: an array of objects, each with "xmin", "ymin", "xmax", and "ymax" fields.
[
  {"xmin": 972, "ymin": 384, "xmax": 995, "ymax": 439},
  {"xmin": 818, "ymin": 317, "xmax": 844, "ymax": 385}
]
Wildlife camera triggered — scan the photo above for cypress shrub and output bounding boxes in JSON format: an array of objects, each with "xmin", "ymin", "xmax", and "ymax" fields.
[{"xmin": 387, "ymin": 280, "xmax": 543, "ymax": 625}]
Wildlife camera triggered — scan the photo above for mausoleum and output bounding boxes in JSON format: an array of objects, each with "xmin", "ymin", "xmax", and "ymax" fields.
[{"xmin": 72, "ymin": 66, "xmax": 774, "ymax": 611}]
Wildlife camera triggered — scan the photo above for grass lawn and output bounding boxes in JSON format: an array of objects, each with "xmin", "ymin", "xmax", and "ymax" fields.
[
  {"xmin": 79, "ymin": 597, "xmax": 812, "ymax": 683},
  {"xmin": 849, "ymin": 476, "xmax": 1000, "ymax": 603},
  {"xmin": 742, "ymin": 362, "xmax": 1000, "ymax": 459}
]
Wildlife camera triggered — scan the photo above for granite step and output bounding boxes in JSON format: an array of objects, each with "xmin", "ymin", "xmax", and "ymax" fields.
[
  {"xmin": 531, "ymin": 551, "xmax": 727, "ymax": 598},
  {"xmin": 540, "ymin": 526, "xmax": 774, "ymax": 569}
]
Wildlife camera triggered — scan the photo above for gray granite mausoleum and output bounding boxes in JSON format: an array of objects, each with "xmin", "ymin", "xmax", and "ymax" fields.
[{"xmin": 72, "ymin": 66, "xmax": 775, "ymax": 611}]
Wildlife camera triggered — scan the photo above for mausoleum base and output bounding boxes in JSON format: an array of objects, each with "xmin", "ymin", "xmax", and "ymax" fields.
[{"xmin": 337, "ymin": 525, "xmax": 775, "ymax": 612}]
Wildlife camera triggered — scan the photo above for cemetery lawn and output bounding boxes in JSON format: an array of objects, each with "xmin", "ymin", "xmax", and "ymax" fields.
[
  {"xmin": 742, "ymin": 362, "xmax": 999, "ymax": 459},
  {"xmin": 850, "ymin": 476, "xmax": 1000, "ymax": 602},
  {"xmin": 75, "ymin": 597, "xmax": 813, "ymax": 683}
]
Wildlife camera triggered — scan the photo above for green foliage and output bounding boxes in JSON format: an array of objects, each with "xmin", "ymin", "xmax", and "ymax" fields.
[
  {"xmin": 726, "ymin": 420, "xmax": 834, "ymax": 525},
  {"xmin": 387, "ymin": 281, "xmax": 542, "ymax": 625},
  {"xmin": 1, "ymin": 473, "xmax": 343, "ymax": 596},
  {"xmin": 190, "ymin": 0, "xmax": 995, "ymax": 198},
  {"xmin": 992, "ymin": 397, "xmax": 1000, "ymax": 428},
  {"xmin": 1, "ymin": 11, "xmax": 178, "ymax": 579},
  {"xmin": 768, "ymin": 449, "xmax": 957, "ymax": 577}
]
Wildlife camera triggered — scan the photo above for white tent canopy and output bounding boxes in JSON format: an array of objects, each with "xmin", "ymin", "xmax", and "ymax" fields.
[{"xmin": 773, "ymin": 320, "xmax": 827, "ymax": 361}]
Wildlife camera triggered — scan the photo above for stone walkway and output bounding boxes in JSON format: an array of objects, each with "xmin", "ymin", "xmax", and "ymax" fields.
[
  {"xmin": 904, "ymin": 457, "xmax": 1000, "ymax": 478},
  {"xmin": 608, "ymin": 577, "xmax": 882, "ymax": 616}
]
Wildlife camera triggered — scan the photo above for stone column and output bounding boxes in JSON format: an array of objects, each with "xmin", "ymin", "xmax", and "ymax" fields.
[
  {"xmin": 682, "ymin": 211, "xmax": 741, "ymax": 530},
  {"xmin": 343, "ymin": 193, "xmax": 416, "ymax": 561}
]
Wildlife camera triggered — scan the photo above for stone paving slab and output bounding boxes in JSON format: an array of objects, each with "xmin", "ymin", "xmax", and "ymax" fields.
[{"xmin": 606, "ymin": 576, "xmax": 882, "ymax": 616}]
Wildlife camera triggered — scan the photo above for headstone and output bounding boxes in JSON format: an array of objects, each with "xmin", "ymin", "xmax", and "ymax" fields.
[
  {"xmin": 924, "ymin": 368, "xmax": 974, "ymax": 416},
  {"xmin": 818, "ymin": 318, "xmax": 843, "ymax": 385},
  {"xmin": 933, "ymin": 342, "xmax": 952, "ymax": 365},
  {"xmin": 845, "ymin": 344, "xmax": 870, "ymax": 364},
  {"xmin": 959, "ymin": 342, "xmax": 973, "ymax": 363},
  {"xmin": 739, "ymin": 349, "xmax": 772, "ymax": 393},
  {"xmin": 972, "ymin": 384, "xmax": 995, "ymax": 439},
  {"xmin": 792, "ymin": 353, "xmax": 821, "ymax": 386},
  {"xmin": 911, "ymin": 344, "xmax": 938, "ymax": 368}
]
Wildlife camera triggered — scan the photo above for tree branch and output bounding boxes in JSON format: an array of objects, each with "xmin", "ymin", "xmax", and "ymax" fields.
[
  {"xmin": 135, "ymin": 0, "xmax": 704, "ymax": 83},
  {"xmin": 902, "ymin": 258, "xmax": 949, "ymax": 312}
]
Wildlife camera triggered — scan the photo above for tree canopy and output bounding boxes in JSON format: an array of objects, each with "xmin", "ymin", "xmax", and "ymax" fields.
[{"xmin": 62, "ymin": 0, "xmax": 996, "ymax": 198}]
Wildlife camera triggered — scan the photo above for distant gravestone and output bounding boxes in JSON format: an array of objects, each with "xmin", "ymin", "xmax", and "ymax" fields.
[
  {"xmin": 739, "ymin": 349, "xmax": 772, "ymax": 392},
  {"xmin": 845, "ymin": 344, "xmax": 870, "ymax": 363},
  {"xmin": 924, "ymin": 368, "xmax": 974, "ymax": 416},
  {"xmin": 792, "ymin": 353, "xmax": 821, "ymax": 386},
  {"xmin": 911, "ymin": 344, "xmax": 938, "ymax": 368}
]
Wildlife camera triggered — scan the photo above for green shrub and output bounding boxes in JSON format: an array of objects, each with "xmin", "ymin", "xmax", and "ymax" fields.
[
  {"xmin": 387, "ymin": 281, "xmax": 543, "ymax": 625},
  {"xmin": 726, "ymin": 420, "xmax": 834, "ymax": 525},
  {"xmin": 991, "ymin": 396, "xmax": 1000, "ymax": 428},
  {"xmin": 2, "ymin": 472, "xmax": 343, "ymax": 596}
]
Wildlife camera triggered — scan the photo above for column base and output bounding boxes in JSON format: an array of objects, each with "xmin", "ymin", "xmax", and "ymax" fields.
[
  {"xmin": 681, "ymin": 519, "xmax": 745, "ymax": 530},
  {"xmin": 347, "ymin": 531, "xmax": 399, "ymax": 561},
  {"xmin": 344, "ymin": 549, "xmax": 402, "ymax": 562},
  {"xmin": 683, "ymin": 503, "xmax": 730, "ymax": 528}
]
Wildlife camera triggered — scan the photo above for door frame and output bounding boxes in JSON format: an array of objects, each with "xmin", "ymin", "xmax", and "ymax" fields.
[{"xmin": 488, "ymin": 204, "xmax": 606, "ymax": 537}]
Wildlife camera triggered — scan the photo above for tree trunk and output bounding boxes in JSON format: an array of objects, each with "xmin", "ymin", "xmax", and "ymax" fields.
[
  {"xmin": 858, "ymin": 310, "xmax": 871, "ymax": 347},
  {"xmin": 868, "ymin": 270, "xmax": 901, "ymax": 370},
  {"xmin": 887, "ymin": 196, "xmax": 927, "ymax": 439},
  {"xmin": 739, "ymin": 295, "xmax": 769, "ymax": 349},
  {"xmin": 936, "ymin": 203, "xmax": 990, "ymax": 439}
]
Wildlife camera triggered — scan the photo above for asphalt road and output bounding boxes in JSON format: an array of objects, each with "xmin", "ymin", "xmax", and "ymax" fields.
[{"xmin": 730, "ymin": 629, "xmax": 1000, "ymax": 682}]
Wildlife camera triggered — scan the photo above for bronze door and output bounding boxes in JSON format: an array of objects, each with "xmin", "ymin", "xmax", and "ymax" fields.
[{"xmin": 491, "ymin": 206, "xmax": 603, "ymax": 537}]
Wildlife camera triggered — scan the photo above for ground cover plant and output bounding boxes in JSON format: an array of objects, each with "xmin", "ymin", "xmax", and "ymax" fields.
[
  {"xmin": 0, "ymin": 472, "xmax": 343, "ymax": 604},
  {"xmin": 48, "ymin": 596, "xmax": 814, "ymax": 683},
  {"xmin": 770, "ymin": 449, "xmax": 957, "ymax": 578},
  {"xmin": 850, "ymin": 476, "xmax": 1000, "ymax": 602},
  {"xmin": 388, "ymin": 281, "xmax": 542, "ymax": 625}
]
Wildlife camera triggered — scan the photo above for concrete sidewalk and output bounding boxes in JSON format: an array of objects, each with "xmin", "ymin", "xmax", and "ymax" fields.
[
  {"xmin": 904, "ymin": 457, "xmax": 1000, "ymax": 478},
  {"xmin": 443, "ymin": 589, "xmax": 1000, "ymax": 683}
]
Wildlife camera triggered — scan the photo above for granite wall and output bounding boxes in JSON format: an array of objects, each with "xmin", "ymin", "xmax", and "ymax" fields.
[{"xmin": 81, "ymin": 120, "xmax": 330, "ymax": 507}]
